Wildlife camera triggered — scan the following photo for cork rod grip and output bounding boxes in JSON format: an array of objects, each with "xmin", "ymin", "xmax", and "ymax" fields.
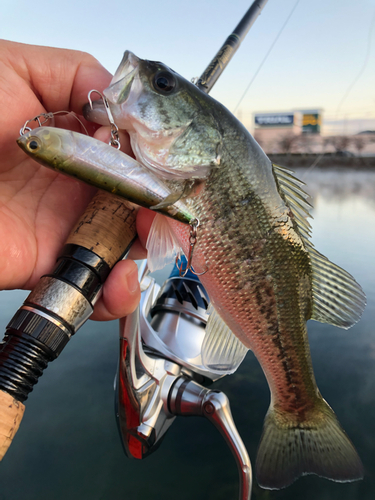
[
  {"xmin": 0, "ymin": 392, "xmax": 25, "ymax": 460},
  {"xmin": 66, "ymin": 190, "xmax": 137, "ymax": 266},
  {"xmin": 0, "ymin": 190, "xmax": 137, "ymax": 460}
]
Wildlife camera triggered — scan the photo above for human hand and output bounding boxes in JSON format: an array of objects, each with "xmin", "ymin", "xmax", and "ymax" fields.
[{"xmin": 0, "ymin": 40, "xmax": 152, "ymax": 320}]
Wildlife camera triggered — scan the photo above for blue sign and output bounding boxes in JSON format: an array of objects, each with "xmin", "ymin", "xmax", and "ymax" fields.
[{"xmin": 255, "ymin": 114, "xmax": 294, "ymax": 127}]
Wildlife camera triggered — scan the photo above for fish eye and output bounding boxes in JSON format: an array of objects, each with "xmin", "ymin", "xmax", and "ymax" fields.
[
  {"xmin": 27, "ymin": 138, "xmax": 41, "ymax": 152},
  {"xmin": 152, "ymin": 71, "xmax": 176, "ymax": 94}
]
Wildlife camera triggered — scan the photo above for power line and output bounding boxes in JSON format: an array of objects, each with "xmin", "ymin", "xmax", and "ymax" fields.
[
  {"xmin": 334, "ymin": 9, "xmax": 375, "ymax": 119},
  {"xmin": 233, "ymin": 0, "xmax": 301, "ymax": 114}
]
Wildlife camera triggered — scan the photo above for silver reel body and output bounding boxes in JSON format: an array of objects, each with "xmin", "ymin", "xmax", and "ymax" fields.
[{"xmin": 115, "ymin": 261, "xmax": 252, "ymax": 499}]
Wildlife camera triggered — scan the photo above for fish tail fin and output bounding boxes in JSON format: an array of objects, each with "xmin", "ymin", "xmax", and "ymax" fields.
[{"xmin": 256, "ymin": 398, "xmax": 363, "ymax": 489}]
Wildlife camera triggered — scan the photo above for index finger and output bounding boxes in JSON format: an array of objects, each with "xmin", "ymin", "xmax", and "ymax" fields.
[{"xmin": 2, "ymin": 40, "xmax": 112, "ymax": 113}]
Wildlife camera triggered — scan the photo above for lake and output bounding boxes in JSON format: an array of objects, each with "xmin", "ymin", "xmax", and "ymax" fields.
[{"xmin": 0, "ymin": 168, "xmax": 374, "ymax": 500}]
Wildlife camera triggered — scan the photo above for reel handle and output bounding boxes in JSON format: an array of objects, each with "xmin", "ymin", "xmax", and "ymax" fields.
[{"xmin": 0, "ymin": 190, "xmax": 137, "ymax": 459}]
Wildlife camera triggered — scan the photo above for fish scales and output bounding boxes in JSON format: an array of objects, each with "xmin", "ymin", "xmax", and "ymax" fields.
[
  {"xmin": 85, "ymin": 51, "xmax": 366, "ymax": 490},
  {"xmin": 184, "ymin": 139, "xmax": 317, "ymax": 411}
]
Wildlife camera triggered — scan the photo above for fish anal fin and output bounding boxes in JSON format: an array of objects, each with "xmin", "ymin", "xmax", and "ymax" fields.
[{"xmin": 256, "ymin": 399, "xmax": 363, "ymax": 490}]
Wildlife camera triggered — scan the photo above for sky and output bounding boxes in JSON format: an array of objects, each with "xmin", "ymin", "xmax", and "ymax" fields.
[{"xmin": 2, "ymin": 0, "xmax": 375, "ymax": 135}]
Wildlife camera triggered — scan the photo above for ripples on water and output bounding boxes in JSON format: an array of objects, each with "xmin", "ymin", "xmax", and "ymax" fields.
[{"xmin": 0, "ymin": 168, "xmax": 374, "ymax": 500}]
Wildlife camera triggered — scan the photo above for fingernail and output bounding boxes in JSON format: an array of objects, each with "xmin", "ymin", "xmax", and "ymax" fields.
[{"xmin": 126, "ymin": 267, "xmax": 140, "ymax": 294}]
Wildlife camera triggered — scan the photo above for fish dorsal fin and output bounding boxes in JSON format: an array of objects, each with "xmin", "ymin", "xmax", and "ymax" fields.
[
  {"xmin": 146, "ymin": 214, "xmax": 181, "ymax": 272},
  {"xmin": 202, "ymin": 304, "xmax": 248, "ymax": 374},
  {"xmin": 306, "ymin": 241, "xmax": 366, "ymax": 328},
  {"xmin": 272, "ymin": 163, "xmax": 366, "ymax": 329}
]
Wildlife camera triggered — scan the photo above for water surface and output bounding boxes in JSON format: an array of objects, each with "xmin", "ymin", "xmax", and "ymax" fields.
[{"xmin": 0, "ymin": 168, "xmax": 374, "ymax": 500}]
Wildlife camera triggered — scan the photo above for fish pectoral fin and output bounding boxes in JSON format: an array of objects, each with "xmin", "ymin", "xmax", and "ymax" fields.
[
  {"xmin": 201, "ymin": 304, "xmax": 248, "ymax": 374},
  {"xmin": 256, "ymin": 399, "xmax": 363, "ymax": 490},
  {"xmin": 150, "ymin": 192, "xmax": 184, "ymax": 211},
  {"xmin": 150, "ymin": 181, "xmax": 193, "ymax": 211},
  {"xmin": 307, "ymin": 243, "xmax": 366, "ymax": 328},
  {"xmin": 146, "ymin": 213, "xmax": 181, "ymax": 272}
]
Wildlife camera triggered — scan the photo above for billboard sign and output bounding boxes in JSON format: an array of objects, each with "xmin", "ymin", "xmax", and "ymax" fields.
[
  {"xmin": 255, "ymin": 114, "xmax": 294, "ymax": 127},
  {"xmin": 302, "ymin": 113, "xmax": 321, "ymax": 134}
]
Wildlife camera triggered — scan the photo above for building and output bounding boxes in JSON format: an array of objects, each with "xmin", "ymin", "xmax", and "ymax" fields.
[{"xmin": 253, "ymin": 109, "xmax": 323, "ymax": 153}]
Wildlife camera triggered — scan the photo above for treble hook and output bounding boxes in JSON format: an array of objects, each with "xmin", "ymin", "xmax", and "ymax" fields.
[
  {"xmin": 176, "ymin": 218, "xmax": 208, "ymax": 277},
  {"xmin": 88, "ymin": 90, "xmax": 121, "ymax": 149}
]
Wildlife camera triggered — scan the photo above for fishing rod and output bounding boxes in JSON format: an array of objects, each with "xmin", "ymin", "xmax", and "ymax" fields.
[
  {"xmin": 197, "ymin": 0, "xmax": 269, "ymax": 92},
  {"xmin": 0, "ymin": 0, "xmax": 269, "ymax": 482}
]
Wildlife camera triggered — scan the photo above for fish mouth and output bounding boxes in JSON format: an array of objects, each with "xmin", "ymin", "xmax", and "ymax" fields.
[
  {"xmin": 104, "ymin": 50, "xmax": 140, "ymax": 105},
  {"xmin": 111, "ymin": 51, "xmax": 140, "ymax": 87},
  {"xmin": 83, "ymin": 50, "xmax": 140, "ymax": 124}
]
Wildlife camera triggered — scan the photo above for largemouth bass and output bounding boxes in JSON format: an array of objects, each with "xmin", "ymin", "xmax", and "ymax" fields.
[
  {"xmin": 17, "ymin": 127, "xmax": 193, "ymax": 224},
  {"xmin": 85, "ymin": 51, "xmax": 366, "ymax": 489}
]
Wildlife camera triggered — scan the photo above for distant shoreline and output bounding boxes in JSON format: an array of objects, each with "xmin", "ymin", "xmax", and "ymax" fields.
[{"xmin": 268, "ymin": 153, "xmax": 375, "ymax": 170}]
